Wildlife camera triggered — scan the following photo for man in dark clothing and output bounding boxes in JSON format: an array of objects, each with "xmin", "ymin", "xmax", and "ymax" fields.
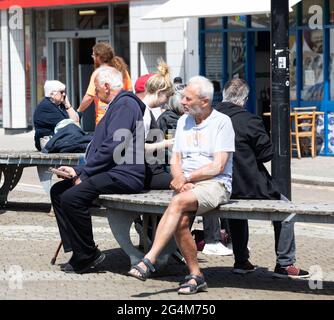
[
  {"xmin": 33, "ymin": 80, "xmax": 79, "ymax": 151},
  {"xmin": 50, "ymin": 67, "xmax": 146, "ymax": 274},
  {"xmin": 216, "ymin": 78, "xmax": 309, "ymax": 279}
]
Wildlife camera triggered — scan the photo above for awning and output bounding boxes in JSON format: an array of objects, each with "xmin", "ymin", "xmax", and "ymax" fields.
[
  {"xmin": 142, "ymin": 0, "xmax": 302, "ymax": 20},
  {"xmin": 0, "ymin": 0, "xmax": 122, "ymax": 10}
]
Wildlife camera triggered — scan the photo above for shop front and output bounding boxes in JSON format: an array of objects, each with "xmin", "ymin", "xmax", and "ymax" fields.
[
  {"xmin": 1, "ymin": 0, "xmax": 129, "ymax": 132},
  {"xmin": 199, "ymin": 0, "xmax": 334, "ymax": 156}
]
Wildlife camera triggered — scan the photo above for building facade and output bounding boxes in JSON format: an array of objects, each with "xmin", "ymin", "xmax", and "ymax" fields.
[
  {"xmin": 199, "ymin": 0, "xmax": 334, "ymax": 155},
  {"xmin": 0, "ymin": 0, "xmax": 198, "ymax": 132},
  {"xmin": 0, "ymin": 0, "xmax": 333, "ymax": 155}
]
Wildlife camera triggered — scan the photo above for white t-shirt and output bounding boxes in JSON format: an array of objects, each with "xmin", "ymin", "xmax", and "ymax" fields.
[
  {"xmin": 173, "ymin": 109, "xmax": 235, "ymax": 193},
  {"xmin": 143, "ymin": 105, "xmax": 152, "ymax": 140}
]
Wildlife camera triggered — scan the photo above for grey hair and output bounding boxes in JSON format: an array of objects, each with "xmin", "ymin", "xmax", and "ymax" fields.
[
  {"xmin": 95, "ymin": 66, "xmax": 123, "ymax": 90},
  {"xmin": 187, "ymin": 76, "xmax": 214, "ymax": 104},
  {"xmin": 223, "ymin": 78, "xmax": 249, "ymax": 107},
  {"xmin": 166, "ymin": 90, "xmax": 184, "ymax": 115}
]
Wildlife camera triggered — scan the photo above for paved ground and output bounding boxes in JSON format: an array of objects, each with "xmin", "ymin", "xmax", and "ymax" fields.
[{"xmin": 0, "ymin": 188, "xmax": 333, "ymax": 300}]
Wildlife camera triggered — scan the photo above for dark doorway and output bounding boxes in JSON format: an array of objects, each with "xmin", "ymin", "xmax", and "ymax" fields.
[
  {"xmin": 73, "ymin": 38, "xmax": 96, "ymax": 132},
  {"xmin": 255, "ymin": 31, "xmax": 270, "ymax": 133}
]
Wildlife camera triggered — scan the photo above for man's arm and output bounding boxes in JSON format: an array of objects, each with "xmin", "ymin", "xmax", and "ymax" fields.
[
  {"xmin": 77, "ymin": 72, "xmax": 96, "ymax": 113},
  {"xmin": 79, "ymin": 99, "xmax": 140, "ymax": 180},
  {"xmin": 183, "ymin": 151, "xmax": 230, "ymax": 183},
  {"xmin": 64, "ymin": 96, "xmax": 80, "ymax": 123},
  {"xmin": 248, "ymin": 117, "xmax": 274, "ymax": 163},
  {"xmin": 170, "ymin": 151, "xmax": 230, "ymax": 192},
  {"xmin": 77, "ymin": 94, "xmax": 94, "ymax": 113}
]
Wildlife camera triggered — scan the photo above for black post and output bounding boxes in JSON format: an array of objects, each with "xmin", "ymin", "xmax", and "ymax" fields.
[{"xmin": 271, "ymin": 0, "xmax": 291, "ymax": 200}]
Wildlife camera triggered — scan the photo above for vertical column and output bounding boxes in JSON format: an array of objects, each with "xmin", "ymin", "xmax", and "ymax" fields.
[
  {"xmin": 271, "ymin": 0, "xmax": 291, "ymax": 199},
  {"xmin": 1, "ymin": 7, "xmax": 27, "ymax": 132}
]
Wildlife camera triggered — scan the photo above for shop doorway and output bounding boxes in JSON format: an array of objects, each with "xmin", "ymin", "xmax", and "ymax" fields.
[
  {"xmin": 255, "ymin": 31, "xmax": 270, "ymax": 132},
  {"xmin": 49, "ymin": 36, "xmax": 109, "ymax": 131}
]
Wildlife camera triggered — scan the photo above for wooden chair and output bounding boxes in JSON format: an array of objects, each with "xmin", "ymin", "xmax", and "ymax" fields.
[{"xmin": 290, "ymin": 107, "xmax": 317, "ymax": 159}]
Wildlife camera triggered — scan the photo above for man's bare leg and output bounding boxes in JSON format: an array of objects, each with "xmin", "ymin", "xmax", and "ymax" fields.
[
  {"xmin": 175, "ymin": 213, "xmax": 204, "ymax": 293},
  {"xmin": 129, "ymin": 191, "xmax": 198, "ymax": 277}
]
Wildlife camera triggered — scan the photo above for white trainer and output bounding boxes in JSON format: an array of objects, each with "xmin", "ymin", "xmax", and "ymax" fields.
[{"xmin": 202, "ymin": 242, "xmax": 233, "ymax": 256}]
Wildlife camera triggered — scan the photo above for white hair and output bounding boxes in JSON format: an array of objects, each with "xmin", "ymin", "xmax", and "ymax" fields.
[
  {"xmin": 95, "ymin": 66, "xmax": 123, "ymax": 90},
  {"xmin": 223, "ymin": 78, "xmax": 249, "ymax": 107},
  {"xmin": 44, "ymin": 80, "xmax": 66, "ymax": 97},
  {"xmin": 187, "ymin": 76, "xmax": 214, "ymax": 104}
]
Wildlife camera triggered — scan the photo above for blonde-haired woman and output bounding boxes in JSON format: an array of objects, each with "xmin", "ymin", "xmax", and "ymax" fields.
[
  {"xmin": 135, "ymin": 59, "xmax": 175, "ymax": 189},
  {"xmin": 77, "ymin": 42, "xmax": 132, "ymax": 124}
]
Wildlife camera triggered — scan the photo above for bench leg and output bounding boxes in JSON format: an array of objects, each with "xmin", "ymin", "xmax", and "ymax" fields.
[
  {"xmin": 107, "ymin": 209, "xmax": 179, "ymax": 269},
  {"xmin": 0, "ymin": 165, "xmax": 24, "ymax": 206},
  {"xmin": 37, "ymin": 165, "xmax": 53, "ymax": 195}
]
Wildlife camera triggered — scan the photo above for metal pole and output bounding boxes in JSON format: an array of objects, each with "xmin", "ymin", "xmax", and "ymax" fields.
[{"xmin": 271, "ymin": 0, "xmax": 291, "ymax": 200}]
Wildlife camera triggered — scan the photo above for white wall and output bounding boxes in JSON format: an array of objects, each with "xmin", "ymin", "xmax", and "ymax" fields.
[
  {"xmin": 129, "ymin": 0, "xmax": 199, "ymax": 84},
  {"xmin": 1, "ymin": 9, "xmax": 27, "ymax": 130}
]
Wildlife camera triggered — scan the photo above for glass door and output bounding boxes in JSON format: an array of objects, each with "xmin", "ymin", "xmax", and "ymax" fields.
[{"xmin": 49, "ymin": 39, "xmax": 72, "ymax": 104}]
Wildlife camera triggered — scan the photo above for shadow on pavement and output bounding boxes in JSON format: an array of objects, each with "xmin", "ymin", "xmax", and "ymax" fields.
[{"xmin": 97, "ymin": 249, "xmax": 334, "ymax": 298}]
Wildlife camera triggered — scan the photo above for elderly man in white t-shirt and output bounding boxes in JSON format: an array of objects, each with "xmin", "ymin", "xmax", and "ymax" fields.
[{"xmin": 128, "ymin": 76, "xmax": 235, "ymax": 294}]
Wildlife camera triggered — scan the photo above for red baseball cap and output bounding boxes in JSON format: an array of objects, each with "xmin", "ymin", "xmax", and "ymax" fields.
[{"xmin": 135, "ymin": 74, "xmax": 155, "ymax": 94}]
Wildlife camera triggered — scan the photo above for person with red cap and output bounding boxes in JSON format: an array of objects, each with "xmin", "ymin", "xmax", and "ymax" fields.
[{"xmin": 134, "ymin": 60, "xmax": 175, "ymax": 190}]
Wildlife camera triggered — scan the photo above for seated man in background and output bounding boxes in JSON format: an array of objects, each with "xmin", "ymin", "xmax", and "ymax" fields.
[
  {"xmin": 33, "ymin": 80, "xmax": 79, "ymax": 151},
  {"xmin": 216, "ymin": 78, "xmax": 309, "ymax": 278}
]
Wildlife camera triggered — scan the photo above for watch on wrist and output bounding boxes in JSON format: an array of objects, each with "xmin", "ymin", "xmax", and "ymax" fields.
[{"xmin": 184, "ymin": 172, "xmax": 191, "ymax": 183}]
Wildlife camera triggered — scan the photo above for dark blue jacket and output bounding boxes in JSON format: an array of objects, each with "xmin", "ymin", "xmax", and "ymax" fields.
[
  {"xmin": 42, "ymin": 123, "xmax": 93, "ymax": 153},
  {"xmin": 75, "ymin": 90, "xmax": 146, "ymax": 192},
  {"xmin": 33, "ymin": 97, "xmax": 69, "ymax": 151}
]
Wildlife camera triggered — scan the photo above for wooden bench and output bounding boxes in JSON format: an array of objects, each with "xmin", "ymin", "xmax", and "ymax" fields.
[
  {"xmin": 95, "ymin": 190, "xmax": 334, "ymax": 268},
  {"xmin": 0, "ymin": 150, "xmax": 84, "ymax": 206}
]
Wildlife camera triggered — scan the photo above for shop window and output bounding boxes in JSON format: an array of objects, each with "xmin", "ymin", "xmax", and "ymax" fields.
[
  {"xmin": 204, "ymin": 33, "xmax": 222, "ymax": 82},
  {"xmin": 330, "ymin": 29, "xmax": 334, "ymax": 99},
  {"xmin": 228, "ymin": 32, "xmax": 246, "ymax": 80},
  {"xmin": 301, "ymin": 29, "xmax": 323, "ymax": 100},
  {"xmin": 25, "ymin": 11, "xmax": 32, "ymax": 127},
  {"xmin": 49, "ymin": 7, "xmax": 108, "ymax": 31},
  {"xmin": 228, "ymin": 16, "xmax": 246, "ymax": 29},
  {"xmin": 205, "ymin": 17, "xmax": 222, "ymax": 29},
  {"xmin": 289, "ymin": 34, "xmax": 297, "ymax": 100},
  {"xmin": 289, "ymin": 5, "xmax": 298, "ymax": 28},
  {"xmin": 302, "ymin": 0, "xmax": 323, "ymax": 26},
  {"xmin": 252, "ymin": 14, "xmax": 270, "ymax": 28},
  {"xmin": 35, "ymin": 10, "xmax": 47, "ymax": 103}
]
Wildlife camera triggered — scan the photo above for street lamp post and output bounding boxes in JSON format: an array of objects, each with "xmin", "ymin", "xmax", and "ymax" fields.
[{"xmin": 271, "ymin": 0, "xmax": 291, "ymax": 200}]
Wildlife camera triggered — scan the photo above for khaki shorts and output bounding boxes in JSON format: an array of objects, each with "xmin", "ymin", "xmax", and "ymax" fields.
[{"xmin": 190, "ymin": 180, "xmax": 230, "ymax": 215}]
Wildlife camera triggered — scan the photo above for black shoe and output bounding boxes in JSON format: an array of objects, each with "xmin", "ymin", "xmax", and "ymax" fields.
[
  {"xmin": 273, "ymin": 264, "xmax": 310, "ymax": 279},
  {"xmin": 62, "ymin": 250, "xmax": 106, "ymax": 274},
  {"xmin": 233, "ymin": 260, "xmax": 256, "ymax": 274}
]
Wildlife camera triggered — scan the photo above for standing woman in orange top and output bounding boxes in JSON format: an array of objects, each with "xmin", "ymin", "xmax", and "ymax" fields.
[{"xmin": 77, "ymin": 42, "xmax": 132, "ymax": 124}]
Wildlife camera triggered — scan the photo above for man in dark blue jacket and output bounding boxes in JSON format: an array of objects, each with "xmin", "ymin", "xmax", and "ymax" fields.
[{"xmin": 50, "ymin": 66, "xmax": 146, "ymax": 274}]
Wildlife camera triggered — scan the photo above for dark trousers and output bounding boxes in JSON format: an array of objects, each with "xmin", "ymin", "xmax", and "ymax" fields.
[
  {"xmin": 203, "ymin": 216, "xmax": 231, "ymax": 243},
  {"xmin": 51, "ymin": 173, "xmax": 136, "ymax": 267},
  {"xmin": 228, "ymin": 219, "xmax": 296, "ymax": 266},
  {"xmin": 144, "ymin": 170, "xmax": 172, "ymax": 190},
  {"xmin": 228, "ymin": 194, "xmax": 296, "ymax": 266}
]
